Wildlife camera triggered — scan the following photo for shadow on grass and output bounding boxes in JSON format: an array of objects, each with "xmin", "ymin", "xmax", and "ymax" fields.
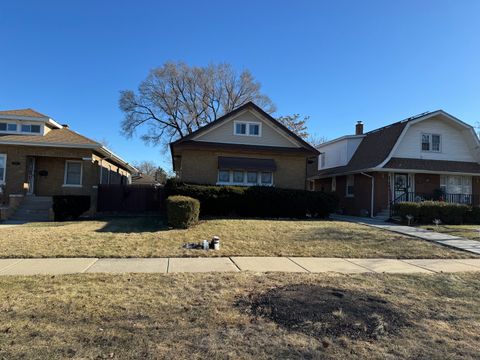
[{"xmin": 95, "ymin": 216, "xmax": 169, "ymax": 233}]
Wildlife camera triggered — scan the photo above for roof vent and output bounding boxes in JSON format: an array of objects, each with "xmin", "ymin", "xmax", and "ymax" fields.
[
  {"xmin": 355, "ymin": 121, "xmax": 364, "ymax": 135},
  {"xmin": 62, "ymin": 124, "xmax": 69, "ymax": 128}
]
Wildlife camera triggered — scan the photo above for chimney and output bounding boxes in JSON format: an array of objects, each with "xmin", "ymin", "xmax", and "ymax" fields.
[
  {"xmin": 62, "ymin": 124, "xmax": 69, "ymax": 128},
  {"xmin": 355, "ymin": 121, "xmax": 363, "ymax": 135}
]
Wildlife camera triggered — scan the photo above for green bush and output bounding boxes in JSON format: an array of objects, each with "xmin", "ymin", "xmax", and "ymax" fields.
[
  {"xmin": 393, "ymin": 201, "xmax": 469, "ymax": 225},
  {"xmin": 52, "ymin": 195, "xmax": 91, "ymax": 221},
  {"xmin": 165, "ymin": 179, "xmax": 338, "ymax": 219},
  {"xmin": 464, "ymin": 207, "xmax": 480, "ymax": 224},
  {"xmin": 166, "ymin": 195, "xmax": 200, "ymax": 229}
]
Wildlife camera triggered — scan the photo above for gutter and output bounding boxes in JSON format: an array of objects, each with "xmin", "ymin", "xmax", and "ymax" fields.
[{"xmin": 360, "ymin": 172, "xmax": 374, "ymax": 218}]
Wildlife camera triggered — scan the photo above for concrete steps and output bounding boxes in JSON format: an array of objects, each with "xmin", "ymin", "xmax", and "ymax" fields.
[
  {"xmin": 9, "ymin": 196, "xmax": 52, "ymax": 222},
  {"xmin": 375, "ymin": 209, "xmax": 390, "ymax": 221}
]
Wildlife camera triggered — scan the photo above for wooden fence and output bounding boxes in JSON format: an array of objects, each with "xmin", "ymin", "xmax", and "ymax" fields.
[{"xmin": 97, "ymin": 184, "xmax": 165, "ymax": 213}]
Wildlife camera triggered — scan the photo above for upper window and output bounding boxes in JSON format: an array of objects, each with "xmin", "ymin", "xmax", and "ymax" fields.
[
  {"xmin": 0, "ymin": 123, "xmax": 18, "ymax": 132},
  {"xmin": 234, "ymin": 121, "xmax": 261, "ymax": 137},
  {"xmin": 21, "ymin": 124, "xmax": 41, "ymax": 134},
  {"xmin": 320, "ymin": 153, "xmax": 326, "ymax": 168},
  {"xmin": 0, "ymin": 154, "xmax": 6, "ymax": 183},
  {"xmin": 421, "ymin": 133, "xmax": 441, "ymax": 152},
  {"xmin": 64, "ymin": 161, "xmax": 82, "ymax": 186}
]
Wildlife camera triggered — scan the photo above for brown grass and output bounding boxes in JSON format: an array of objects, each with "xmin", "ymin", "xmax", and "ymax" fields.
[
  {"xmin": 0, "ymin": 272, "xmax": 479, "ymax": 359},
  {"xmin": 420, "ymin": 224, "xmax": 480, "ymax": 241},
  {"xmin": 0, "ymin": 217, "xmax": 474, "ymax": 258}
]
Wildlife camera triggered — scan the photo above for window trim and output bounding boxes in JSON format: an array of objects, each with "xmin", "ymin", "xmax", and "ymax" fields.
[
  {"xmin": 331, "ymin": 176, "xmax": 336, "ymax": 192},
  {"xmin": 0, "ymin": 154, "xmax": 6, "ymax": 184},
  {"xmin": 63, "ymin": 160, "xmax": 83, "ymax": 187},
  {"xmin": 421, "ymin": 133, "xmax": 441, "ymax": 153},
  {"xmin": 233, "ymin": 121, "xmax": 262, "ymax": 137}
]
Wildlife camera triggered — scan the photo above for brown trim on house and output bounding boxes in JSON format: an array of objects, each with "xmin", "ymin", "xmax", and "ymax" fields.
[
  {"xmin": 384, "ymin": 158, "xmax": 480, "ymax": 174},
  {"xmin": 174, "ymin": 140, "xmax": 316, "ymax": 154},
  {"xmin": 218, "ymin": 156, "xmax": 276, "ymax": 171}
]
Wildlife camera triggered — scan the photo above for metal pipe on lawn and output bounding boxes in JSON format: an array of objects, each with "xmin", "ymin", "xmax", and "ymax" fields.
[{"xmin": 360, "ymin": 172, "xmax": 374, "ymax": 218}]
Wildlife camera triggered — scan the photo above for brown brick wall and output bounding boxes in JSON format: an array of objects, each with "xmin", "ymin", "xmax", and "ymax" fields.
[
  {"xmin": 414, "ymin": 173, "xmax": 440, "ymax": 194},
  {"xmin": 179, "ymin": 149, "xmax": 309, "ymax": 190},
  {"xmin": 0, "ymin": 145, "xmax": 131, "ymax": 203},
  {"xmin": 314, "ymin": 171, "xmax": 389, "ymax": 216}
]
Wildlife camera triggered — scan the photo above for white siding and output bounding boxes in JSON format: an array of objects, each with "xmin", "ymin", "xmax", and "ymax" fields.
[
  {"xmin": 193, "ymin": 110, "xmax": 299, "ymax": 148},
  {"xmin": 393, "ymin": 116, "xmax": 478, "ymax": 162},
  {"xmin": 317, "ymin": 137, "xmax": 363, "ymax": 170}
]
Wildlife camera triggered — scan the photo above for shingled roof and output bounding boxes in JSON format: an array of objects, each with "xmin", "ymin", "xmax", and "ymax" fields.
[
  {"xmin": 0, "ymin": 108, "xmax": 49, "ymax": 118},
  {"xmin": 0, "ymin": 128, "xmax": 99, "ymax": 146},
  {"xmin": 316, "ymin": 119, "xmax": 409, "ymax": 176}
]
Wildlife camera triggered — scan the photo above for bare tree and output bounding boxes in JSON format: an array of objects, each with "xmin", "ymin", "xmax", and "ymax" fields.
[
  {"xmin": 276, "ymin": 114, "xmax": 309, "ymax": 139},
  {"xmin": 133, "ymin": 160, "xmax": 167, "ymax": 183},
  {"xmin": 307, "ymin": 133, "xmax": 328, "ymax": 148},
  {"xmin": 119, "ymin": 62, "xmax": 275, "ymax": 146}
]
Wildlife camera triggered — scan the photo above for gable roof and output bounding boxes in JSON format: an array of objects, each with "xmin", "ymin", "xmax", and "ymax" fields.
[
  {"xmin": 315, "ymin": 109, "xmax": 479, "ymax": 177},
  {"xmin": 170, "ymin": 102, "xmax": 319, "ymax": 154},
  {"xmin": 0, "ymin": 108, "xmax": 49, "ymax": 118}
]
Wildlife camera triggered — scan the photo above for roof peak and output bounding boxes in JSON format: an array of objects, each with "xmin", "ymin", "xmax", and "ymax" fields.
[{"xmin": 0, "ymin": 108, "xmax": 50, "ymax": 118}]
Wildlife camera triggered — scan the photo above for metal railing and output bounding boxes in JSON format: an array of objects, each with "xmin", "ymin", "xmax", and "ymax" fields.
[{"xmin": 392, "ymin": 192, "xmax": 476, "ymax": 205}]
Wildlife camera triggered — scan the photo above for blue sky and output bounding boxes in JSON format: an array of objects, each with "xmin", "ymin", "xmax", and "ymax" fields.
[{"xmin": 1, "ymin": 0, "xmax": 480, "ymax": 171}]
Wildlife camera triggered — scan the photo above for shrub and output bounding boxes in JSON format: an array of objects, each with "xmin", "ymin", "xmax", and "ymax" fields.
[
  {"xmin": 166, "ymin": 195, "xmax": 200, "ymax": 229},
  {"xmin": 165, "ymin": 179, "xmax": 338, "ymax": 219},
  {"xmin": 52, "ymin": 195, "xmax": 91, "ymax": 221},
  {"xmin": 393, "ymin": 201, "xmax": 469, "ymax": 225}
]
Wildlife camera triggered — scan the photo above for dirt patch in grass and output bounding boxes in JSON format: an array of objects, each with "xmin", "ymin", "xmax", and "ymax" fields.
[
  {"xmin": 241, "ymin": 285, "xmax": 409, "ymax": 340},
  {"xmin": 0, "ymin": 273, "xmax": 479, "ymax": 359}
]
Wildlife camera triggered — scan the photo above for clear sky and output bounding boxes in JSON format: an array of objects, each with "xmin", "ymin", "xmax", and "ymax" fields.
[{"xmin": 1, "ymin": 0, "xmax": 480, "ymax": 171}]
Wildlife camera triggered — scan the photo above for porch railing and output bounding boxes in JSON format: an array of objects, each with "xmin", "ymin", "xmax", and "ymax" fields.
[
  {"xmin": 393, "ymin": 192, "xmax": 477, "ymax": 205},
  {"xmin": 390, "ymin": 192, "xmax": 479, "ymax": 217}
]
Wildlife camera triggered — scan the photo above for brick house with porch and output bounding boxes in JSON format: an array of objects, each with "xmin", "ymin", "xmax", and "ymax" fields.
[
  {"xmin": 309, "ymin": 110, "xmax": 480, "ymax": 218},
  {"xmin": 0, "ymin": 109, "xmax": 136, "ymax": 221}
]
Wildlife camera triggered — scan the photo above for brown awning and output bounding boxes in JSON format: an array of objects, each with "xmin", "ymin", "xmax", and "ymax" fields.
[{"xmin": 218, "ymin": 156, "xmax": 276, "ymax": 171}]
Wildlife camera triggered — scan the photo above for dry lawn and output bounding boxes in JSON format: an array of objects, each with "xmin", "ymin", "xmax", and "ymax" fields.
[
  {"xmin": 420, "ymin": 224, "xmax": 480, "ymax": 241},
  {"xmin": 0, "ymin": 217, "xmax": 474, "ymax": 258},
  {"xmin": 0, "ymin": 272, "xmax": 479, "ymax": 359}
]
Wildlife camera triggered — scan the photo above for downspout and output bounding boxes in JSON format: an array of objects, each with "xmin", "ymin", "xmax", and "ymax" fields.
[{"xmin": 360, "ymin": 172, "xmax": 374, "ymax": 218}]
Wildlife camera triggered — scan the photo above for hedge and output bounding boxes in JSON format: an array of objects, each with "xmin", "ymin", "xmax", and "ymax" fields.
[
  {"xmin": 165, "ymin": 180, "xmax": 338, "ymax": 219},
  {"xmin": 393, "ymin": 201, "xmax": 470, "ymax": 225},
  {"xmin": 166, "ymin": 195, "xmax": 200, "ymax": 229},
  {"xmin": 52, "ymin": 195, "xmax": 91, "ymax": 221}
]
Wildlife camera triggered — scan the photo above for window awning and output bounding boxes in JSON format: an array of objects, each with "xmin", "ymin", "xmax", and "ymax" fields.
[{"xmin": 218, "ymin": 157, "xmax": 276, "ymax": 171}]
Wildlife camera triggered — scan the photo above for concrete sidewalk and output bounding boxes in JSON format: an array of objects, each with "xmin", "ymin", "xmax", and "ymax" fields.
[
  {"xmin": 0, "ymin": 257, "xmax": 479, "ymax": 275},
  {"xmin": 332, "ymin": 214, "xmax": 480, "ymax": 255}
]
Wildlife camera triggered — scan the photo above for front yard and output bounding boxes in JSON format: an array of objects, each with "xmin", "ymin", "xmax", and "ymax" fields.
[
  {"xmin": 0, "ymin": 272, "xmax": 478, "ymax": 359},
  {"xmin": 0, "ymin": 217, "xmax": 475, "ymax": 258},
  {"xmin": 420, "ymin": 224, "xmax": 480, "ymax": 241}
]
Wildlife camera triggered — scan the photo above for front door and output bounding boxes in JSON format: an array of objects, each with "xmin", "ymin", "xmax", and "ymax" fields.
[
  {"xmin": 26, "ymin": 157, "xmax": 36, "ymax": 195},
  {"xmin": 394, "ymin": 173, "xmax": 409, "ymax": 202}
]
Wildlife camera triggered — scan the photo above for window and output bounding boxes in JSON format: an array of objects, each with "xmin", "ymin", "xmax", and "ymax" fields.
[
  {"xmin": 320, "ymin": 153, "xmax": 326, "ymax": 168},
  {"xmin": 235, "ymin": 123, "xmax": 247, "ymax": 135},
  {"xmin": 247, "ymin": 171, "xmax": 258, "ymax": 184},
  {"xmin": 218, "ymin": 170, "xmax": 230, "ymax": 183},
  {"xmin": 249, "ymin": 124, "xmax": 260, "ymax": 136},
  {"xmin": 0, "ymin": 123, "xmax": 6, "ymax": 131},
  {"xmin": 421, "ymin": 133, "xmax": 441, "ymax": 152},
  {"xmin": 64, "ymin": 161, "xmax": 82, "ymax": 186},
  {"xmin": 234, "ymin": 121, "xmax": 261, "ymax": 136},
  {"xmin": 261, "ymin": 172, "xmax": 273, "ymax": 185},
  {"xmin": 216, "ymin": 170, "xmax": 273, "ymax": 186},
  {"xmin": 0, "ymin": 154, "xmax": 6, "ymax": 183},
  {"xmin": 440, "ymin": 175, "xmax": 472, "ymax": 194},
  {"xmin": 346, "ymin": 175, "xmax": 354, "ymax": 196},
  {"xmin": 233, "ymin": 171, "xmax": 244, "ymax": 183},
  {"xmin": 332, "ymin": 176, "xmax": 336, "ymax": 192},
  {"xmin": 0, "ymin": 123, "xmax": 19, "ymax": 132},
  {"xmin": 7, "ymin": 124, "xmax": 17, "ymax": 131},
  {"xmin": 20, "ymin": 124, "xmax": 41, "ymax": 133}
]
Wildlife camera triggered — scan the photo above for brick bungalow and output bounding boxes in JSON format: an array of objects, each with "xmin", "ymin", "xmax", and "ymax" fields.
[
  {"xmin": 0, "ymin": 109, "xmax": 136, "ymax": 220},
  {"xmin": 170, "ymin": 102, "xmax": 319, "ymax": 190},
  {"xmin": 309, "ymin": 110, "xmax": 480, "ymax": 218}
]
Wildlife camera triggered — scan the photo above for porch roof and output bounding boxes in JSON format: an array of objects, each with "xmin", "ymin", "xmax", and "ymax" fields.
[{"xmin": 384, "ymin": 158, "xmax": 480, "ymax": 174}]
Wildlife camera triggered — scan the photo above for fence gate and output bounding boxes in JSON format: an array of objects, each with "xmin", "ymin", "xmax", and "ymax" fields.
[{"xmin": 97, "ymin": 184, "xmax": 165, "ymax": 213}]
